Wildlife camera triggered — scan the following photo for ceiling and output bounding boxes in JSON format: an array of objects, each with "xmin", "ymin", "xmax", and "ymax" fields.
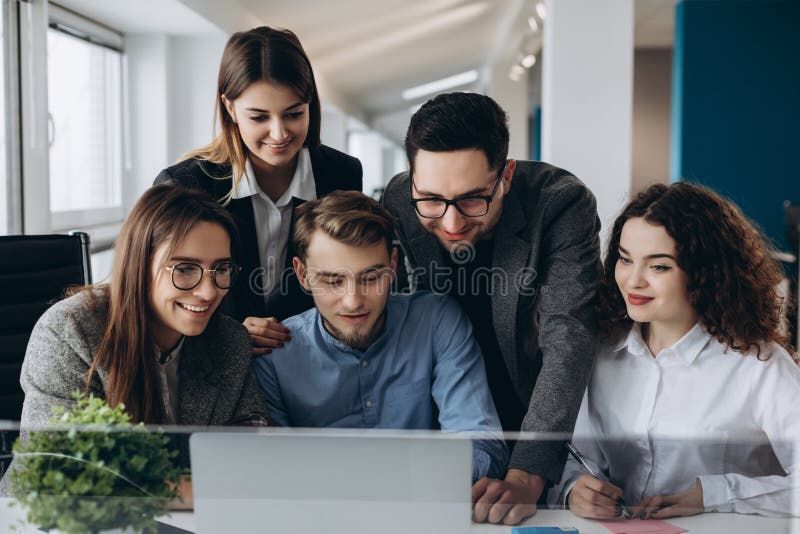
[
  {"xmin": 52, "ymin": 0, "xmax": 678, "ymax": 145},
  {"xmin": 237, "ymin": 0, "xmax": 512, "ymax": 114},
  {"xmin": 52, "ymin": 0, "xmax": 221, "ymax": 35}
]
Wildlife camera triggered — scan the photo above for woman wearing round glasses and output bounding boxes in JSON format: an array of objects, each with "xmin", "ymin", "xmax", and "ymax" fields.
[{"xmin": 16, "ymin": 184, "xmax": 265, "ymax": 428}]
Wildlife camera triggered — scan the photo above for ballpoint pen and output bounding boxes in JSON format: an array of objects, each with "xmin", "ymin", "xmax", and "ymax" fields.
[{"xmin": 565, "ymin": 441, "xmax": 632, "ymax": 519}]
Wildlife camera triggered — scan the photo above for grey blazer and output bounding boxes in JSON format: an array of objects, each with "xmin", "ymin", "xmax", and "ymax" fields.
[
  {"xmin": 0, "ymin": 290, "xmax": 265, "ymax": 494},
  {"xmin": 383, "ymin": 160, "xmax": 601, "ymax": 483},
  {"xmin": 17, "ymin": 290, "xmax": 265, "ymax": 428}
]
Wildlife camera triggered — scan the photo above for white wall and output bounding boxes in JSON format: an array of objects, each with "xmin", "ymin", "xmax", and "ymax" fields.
[
  {"xmin": 124, "ymin": 34, "xmax": 169, "ymax": 213},
  {"xmin": 166, "ymin": 33, "xmax": 228, "ymax": 162},
  {"xmin": 490, "ymin": 56, "xmax": 530, "ymax": 161},
  {"xmin": 123, "ymin": 32, "xmax": 226, "ymax": 212},
  {"xmin": 348, "ymin": 130, "xmax": 384, "ymax": 197},
  {"xmin": 321, "ymin": 102, "xmax": 348, "ymax": 152},
  {"xmin": 541, "ymin": 0, "xmax": 634, "ymax": 248}
]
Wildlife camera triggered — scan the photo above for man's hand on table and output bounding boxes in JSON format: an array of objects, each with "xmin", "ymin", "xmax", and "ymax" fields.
[{"xmin": 471, "ymin": 469, "xmax": 545, "ymax": 525}]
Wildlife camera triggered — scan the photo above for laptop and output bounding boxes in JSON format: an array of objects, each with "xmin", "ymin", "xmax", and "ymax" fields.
[{"xmin": 189, "ymin": 430, "xmax": 472, "ymax": 534}]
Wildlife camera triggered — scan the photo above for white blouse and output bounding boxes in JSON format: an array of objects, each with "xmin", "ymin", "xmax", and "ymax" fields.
[
  {"xmin": 232, "ymin": 149, "xmax": 316, "ymax": 309},
  {"xmin": 550, "ymin": 322, "xmax": 800, "ymax": 517}
]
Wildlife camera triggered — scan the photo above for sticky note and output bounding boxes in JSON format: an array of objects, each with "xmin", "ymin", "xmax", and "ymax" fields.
[
  {"xmin": 599, "ymin": 519, "xmax": 687, "ymax": 534},
  {"xmin": 511, "ymin": 528, "xmax": 579, "ymax": 534}
]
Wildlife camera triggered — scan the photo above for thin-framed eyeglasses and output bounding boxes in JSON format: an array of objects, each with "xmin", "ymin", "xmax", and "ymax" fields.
[
  {"xmin": 409, "ymin": 161, "xmax": 507, "ymax": 219},
  {"xmin": 164, "ymin": 261, "xmax": 241, "ymax": 290}
]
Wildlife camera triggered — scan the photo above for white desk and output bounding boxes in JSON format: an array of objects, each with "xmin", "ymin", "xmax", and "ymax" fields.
[{"xmin": 3, "ymin": 500, "xmax": 798, "ymax": 533}]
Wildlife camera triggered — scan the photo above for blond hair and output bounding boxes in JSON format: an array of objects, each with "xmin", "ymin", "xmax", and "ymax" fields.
[{"xmin": 293, "ymin": 191, "xmax": 394, "ymax": 260}]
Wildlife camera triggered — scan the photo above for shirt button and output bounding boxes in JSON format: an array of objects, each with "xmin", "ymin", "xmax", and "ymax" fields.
[
  {"xmin": 366, "ymin": 400, "xmax": 373, "ymax": 408},
  {"xmin": 361, "ymin": 360, "xmax": 369, "ymax": 367}
]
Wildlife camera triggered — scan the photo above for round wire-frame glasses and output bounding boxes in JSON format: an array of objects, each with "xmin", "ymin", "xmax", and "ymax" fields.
[{"xmin": 164, "ymin": 261, "xmax": 241, "ymax": 290}]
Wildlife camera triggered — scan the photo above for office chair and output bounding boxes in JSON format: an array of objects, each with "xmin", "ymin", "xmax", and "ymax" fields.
[{"xmin": 0, "ymin": 232, "xmax": 92, "ymax": 476}]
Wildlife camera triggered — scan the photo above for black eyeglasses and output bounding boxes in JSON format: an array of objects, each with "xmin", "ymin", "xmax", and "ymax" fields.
[
  {"xmin": 164, "ymin": 262, "xmax": 241, "ymax": 290},
  {"xmin": 409, "ymin": 162, "xmax": 507, "ymax": 219}
]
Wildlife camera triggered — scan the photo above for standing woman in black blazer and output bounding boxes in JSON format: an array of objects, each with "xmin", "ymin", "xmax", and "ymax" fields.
[{"xmin": 155, "ymin": 27, "xmax": 362, "ymax": 355}]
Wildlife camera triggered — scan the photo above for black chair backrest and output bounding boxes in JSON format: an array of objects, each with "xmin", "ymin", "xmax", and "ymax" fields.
[{"xmin": 0, "ymin": 232, "xmax": 92, "ymax": 421}]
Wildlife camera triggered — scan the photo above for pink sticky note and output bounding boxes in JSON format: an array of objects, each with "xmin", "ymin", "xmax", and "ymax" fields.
[{"xmin": 599, "ymin": 518, "xmax": 688, "ymax": 534}]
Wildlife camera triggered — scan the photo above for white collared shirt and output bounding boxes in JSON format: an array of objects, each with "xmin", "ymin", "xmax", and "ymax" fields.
[
  {"xmin": 232, "ymin": 149, "xmax": 316, "ymax": 309},
  {"xmin": 550, "ymin": 322, "xmax": 800, "ymax": 516}
]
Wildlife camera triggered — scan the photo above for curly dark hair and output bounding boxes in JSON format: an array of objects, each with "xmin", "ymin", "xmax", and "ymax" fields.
[{"xmin": 597, "ymin": 182, "xmax": 791, "ymax": 357}]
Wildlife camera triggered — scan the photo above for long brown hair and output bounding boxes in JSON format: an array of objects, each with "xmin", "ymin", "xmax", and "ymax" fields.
[
  {"xmin": 183, "ymin": 26, "xmax": 322, "ymax": 203},
  {"xmin": 598, "ymin": 182, "xmax": 791, "ymax": 357},
  {"xmin": 85, "ymin": 184, "xmax": 240, "ymax": 423}
]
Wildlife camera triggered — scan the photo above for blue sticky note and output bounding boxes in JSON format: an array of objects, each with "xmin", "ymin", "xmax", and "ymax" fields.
[{"xmin": 511, "ymin": 528, "xmax": 579, "ymax": 534}]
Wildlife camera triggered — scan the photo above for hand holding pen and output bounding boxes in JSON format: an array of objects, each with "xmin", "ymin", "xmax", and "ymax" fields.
[{"xmin": 564, "ymin": 442, "xmax": 632, "ymax": 520}]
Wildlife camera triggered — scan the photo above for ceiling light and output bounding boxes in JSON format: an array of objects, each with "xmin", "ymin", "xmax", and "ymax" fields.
[
  {"xmin": 527, "ymin": 16, "xmax": 539, "ymax": 32},
  {"xmin": 401, "ymin": 70, "xmax": 479, "ymax": 101},
  {"xmin": 509, "ymin": 64, "xmax": 525, "ymax": 81},
  {"xmin": 536, "ymin": 2, "xmax": 546, "ymax": 20},
  {"xmin": 521, "ymin": 54, "xmax": 537, "ymax": 68}
]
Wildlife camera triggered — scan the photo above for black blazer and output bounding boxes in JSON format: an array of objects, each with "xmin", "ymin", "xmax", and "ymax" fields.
[{"xmin": 154, "ymin": 144, "xmax": 362, "ymax": 321}]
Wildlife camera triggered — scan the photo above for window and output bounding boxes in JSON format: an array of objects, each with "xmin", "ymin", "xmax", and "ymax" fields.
[
  {"xmin": 0, "ymin": 0, "xmax": 12, "ymax": 235},
  {"xmin": 46, "ymin": 5, "xmax": 123, "ymax": 230}
]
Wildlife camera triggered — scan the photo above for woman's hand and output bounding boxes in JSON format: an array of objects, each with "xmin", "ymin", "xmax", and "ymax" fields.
[
  {"xmin": 634, "ymin": 479, "xmax": 704, "ymax": 519},
  {"xmin": 567, "ymin": 474, "xmax": 625, "ymax": 519},
  {"xmin": 243, "ymin": 316, "xmax": 291, "ymax": 355},
  {"xmin": 169, "ymin": 474, "xmax": 194, "ymax": 510}
]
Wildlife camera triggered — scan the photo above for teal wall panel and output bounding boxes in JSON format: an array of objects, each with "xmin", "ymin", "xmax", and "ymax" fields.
[{"xmin": 671, "ymin": 0, "xmax": 799, "ymax": 250}]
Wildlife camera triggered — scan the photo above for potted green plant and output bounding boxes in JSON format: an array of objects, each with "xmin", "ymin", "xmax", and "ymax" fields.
[{"xmin": 7, "ymin": 393, "xmax": 181, "ymax": 534}]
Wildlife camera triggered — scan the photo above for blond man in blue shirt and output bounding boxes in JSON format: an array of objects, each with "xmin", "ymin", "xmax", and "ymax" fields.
[{"xmin": 252, "ymin": 190, "xmax": 508, "ymax": 482}]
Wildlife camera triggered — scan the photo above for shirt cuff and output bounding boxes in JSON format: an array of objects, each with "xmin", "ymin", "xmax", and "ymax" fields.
[
  {"xmin": 698, "ymin": 475, "xmax": 734, "ymax": 512},
  {"xmin": 562, "ymin": 478, "xmax": 580, "ymax": 507},
  {"xmin": 473, "ymin": 449, "xmax": 491, "ymax": 482}
]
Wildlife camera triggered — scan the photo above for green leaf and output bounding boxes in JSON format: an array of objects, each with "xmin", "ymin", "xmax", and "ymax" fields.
[{"xmin": 8, "ymin": 392, "xmax": 181, "ymax": 533}]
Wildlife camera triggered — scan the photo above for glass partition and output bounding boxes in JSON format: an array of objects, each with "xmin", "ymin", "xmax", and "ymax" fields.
[{"xmin": 1, "ymin": 424, "xmax": 798, "ymax": 534}]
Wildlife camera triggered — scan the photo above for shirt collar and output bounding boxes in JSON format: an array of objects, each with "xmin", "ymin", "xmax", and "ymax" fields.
[
  {"xmin": 616, "ymin": 322, "xmax": 711, "ymax": 366},
  {"xmin": 156, "ymin": 336, "xmax": 185, "ymax": 365},
  {"xmin": 317, "ymin": 311, "xmax": 353, "ymax": 353},
  {"xmin": 231, "ymin": 148, "xmax": 316, "ymax": 205}
]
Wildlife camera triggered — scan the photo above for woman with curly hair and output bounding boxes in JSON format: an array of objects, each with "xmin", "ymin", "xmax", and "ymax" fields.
[{"xmin": 550, "ymin": 182, "xmax": 800, "ymax": 519}]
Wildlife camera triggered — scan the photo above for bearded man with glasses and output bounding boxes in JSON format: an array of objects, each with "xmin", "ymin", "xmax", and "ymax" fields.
[{"xmin": 382, "ymin": 92, "xmax": 601, "ymax": 526}]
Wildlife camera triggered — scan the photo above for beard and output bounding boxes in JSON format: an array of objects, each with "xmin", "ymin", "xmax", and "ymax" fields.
[{"xmin": 321, "ymin": 310, "xmax": 387, "ymax": 352}]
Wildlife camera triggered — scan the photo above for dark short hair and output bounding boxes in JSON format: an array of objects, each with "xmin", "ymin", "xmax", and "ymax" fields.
[
  {"xmin": 405, "ymin": 92, "xmax": 509, "ymax": 173},
  {"xmin": 293, "ymin": 190, "xmax": 395, "ymax": 261}
]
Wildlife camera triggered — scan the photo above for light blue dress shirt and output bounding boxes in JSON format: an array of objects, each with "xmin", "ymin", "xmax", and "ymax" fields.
[{"xmin": 253, "ymin": 291, "xmax": 509, "ymax": 481}]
